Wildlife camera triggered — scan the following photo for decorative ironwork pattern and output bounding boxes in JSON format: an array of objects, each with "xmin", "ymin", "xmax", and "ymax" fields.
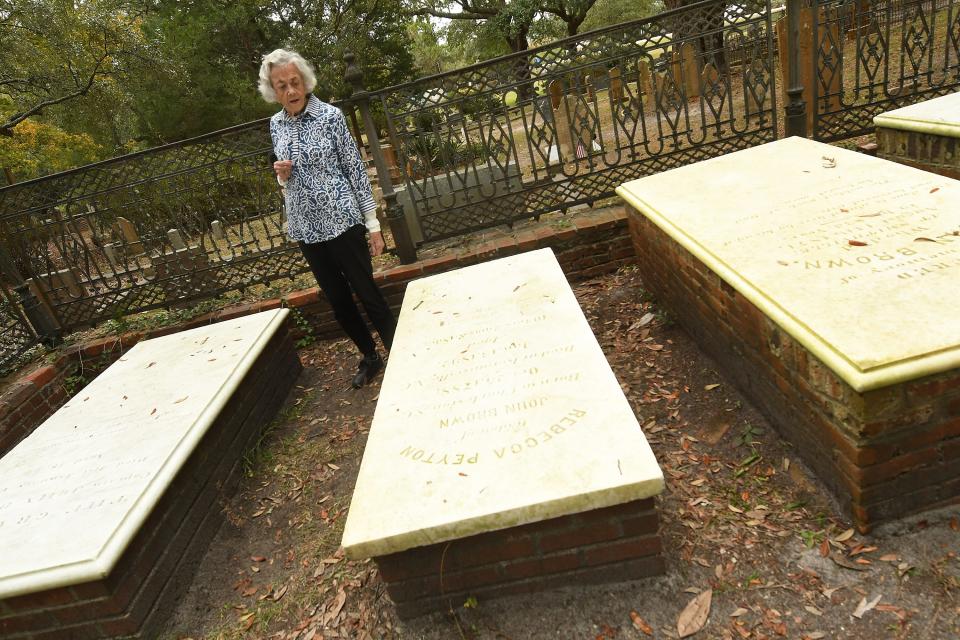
[
  {"xmin": 367, "ymin": 0, "xmax": 778, "ymax": 243},
  {"xmin": 0, "ymin": 120, "xmax": 314, "ymax": 334},
  {"xmin": 0, "ymin": 289, "xmax": 39, "ymax": 374},
  {"xmin": 812, "ymin": 0, "xmax": 960, "ymax": 141}
]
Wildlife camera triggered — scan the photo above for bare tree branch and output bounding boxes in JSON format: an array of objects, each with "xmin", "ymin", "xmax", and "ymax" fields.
[{"xmin": 1, "ymin": 52, "xmax": 111, "ymax": 134}]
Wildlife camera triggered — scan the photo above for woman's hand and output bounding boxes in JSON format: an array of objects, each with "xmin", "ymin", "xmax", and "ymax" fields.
[
  {"xmin": 369, "ymin": 231, "xmax": 386, "ymax": 257},
  {"xmin": 273, "ymin": 159, "xmax": 293, "ymax": 184}
]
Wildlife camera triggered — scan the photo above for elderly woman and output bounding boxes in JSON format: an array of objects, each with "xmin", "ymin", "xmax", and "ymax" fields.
[{"xmin": 259, "ymin": 48, "xmax": 396, "ymax": 388}]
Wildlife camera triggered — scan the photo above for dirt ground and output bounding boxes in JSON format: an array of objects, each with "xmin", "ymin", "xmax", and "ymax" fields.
[{"xmin": 160, "ymin": 266, "xmax": 959, "ymax": 640}]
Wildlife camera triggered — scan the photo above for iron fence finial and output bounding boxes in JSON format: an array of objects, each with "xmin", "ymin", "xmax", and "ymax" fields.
[{"xmin": 344, "ymin": 51, "xmax": 365, "ymax": 95}]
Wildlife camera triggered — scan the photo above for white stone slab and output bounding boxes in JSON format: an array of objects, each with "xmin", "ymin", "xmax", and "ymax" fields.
[
  {"xmin": 617, "ymin": 136, "xmax": 960, "ymax": 392},
  {"xmin": 342, "ymin": 249, "xmax": 664, "ymax": 560},
  {"xmin": 874, "ymin": 90, "xmax": 960, "ymax": 137},
  {"xmin": 0, "ymin": 309, "xmax": 290, "ymax": 599}
]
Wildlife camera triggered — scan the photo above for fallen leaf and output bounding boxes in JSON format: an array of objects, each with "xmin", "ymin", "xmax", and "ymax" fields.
[
  {"xmin": 241, "ymin": 586, "xmax": 257, "ymax": 597},
  {"xmin": 930, "ymin": 187, "xmax": 940, "ymax": 193},
  {"xmin": 830, "ymin": 552, "xmax": 868, "ymax": 572},
  {"xmin": 728, "ymin": 504, "xmax": 744, "ymax": 514},
  {"xmin": 251, "ymin": 555, "xmax": 266, "ymax": 562},
  {"xmin": 328, "ymin": 463, "xmax": 340, "ymax": 470},
  {"xmin": 630, "ymin": 611, "xmax": 654, "ymax": 636},
  {"xmin": 879, "ymin": 554, "xmax": 898, "ymax": 562},
  {"xmin": 638, "ymin": 312, "xmax": 656, "ymax": 327},
  {"xmin": 173, "ymin": 396, "xmax": 189, "ymax": 404},
  {"xmin": 852, "ymin": 594, "xmax": 882, "ymax": 619},
  {"xmin": 914, "ymin": 237, "xmax": 938, "ymax": 243},
  {"xmin": 704, "ymin": 384, "xmax": 720, "ymax": 391},
  {"xmin": 804, "ymin": 605, "xmax": 823, "ymax": 616},
  {"xmin": 819, "ymin": 539, "xmax": 830, "ymax": 558},
  {"xmin": 848, "ymin": 240, "xmax": 867, "ymax": 246},
  {"xmin": 821, "ymin": 586, "xmax": 841, "ymax": 598},
  {"xmin": 806, "ymin": 633, "xmax": 826, "ymax": 639},
  {"xmin": 834, "ymin": 528, "xmax": 855, "ymax": 543},
  {"xmin": 730, "ymin": 607, "xmax": 748, "ymax": 618},
  {"xmin": 677, "ymin": 589, "xmax": 712, "ymax": 638},
  {"xmin": 272, "ymin": 585, "xmax": 288, "ymax": 601},
  {"xmin": 150, "ymin": 408, "xmax": 157, "ymax": 415}
]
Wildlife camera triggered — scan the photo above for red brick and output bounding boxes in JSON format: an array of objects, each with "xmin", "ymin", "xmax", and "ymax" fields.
[
  {"xmin": 3, "ymin": 586, "xmax": 77, "ymax": 613},
  {"xmin": 906, "ymin": 374, "xmax": 960, "ymax": 399},
  {"xmin": 419, "ymin": 255, "xmax": 455, "ymax": 275},
  {"xmin": 24, "ymin": 365, "xmax": 58, "ymax": 389},
  {"xmin": 539, "ymin": 520, "xmax": 622, "ymax": 553},
  {"xmin": 79, "ymin": 336, "xmax": 120, "ymax": 358},
  {"xmin": 515, "ymin": 230, "xmax": 540, "ymax": 252},
  {"xmin": 374, "ymin": 262, "xmax": 423, "ymax": 282},
  {"xmin": 0, "ymin": 610, "xmax": 57, "ymax": 635},
  {"xmin": 284, "ymin": 288, "xmax": 320, "ymax": 307},
  {"xmin": 493, "ymin": 236, "xmax": 519, "ymax": 254},
  {"xmin": 620, "ymin": 512, "xmax": 660, "ymax": 537},
  {"xmin": 2, "ymin": 381, "xmax": 36, "ymax": 407},
  {"xmin": 27, "ymin": 621, "xmax": 103, "ymax": 640},
  {"xmin": 856, "ymin": 447, "xmax": 940, "ymax": 485},
  {"xmin": 581, "ymin": 535, "xmax": 662, "ymax": 567}
]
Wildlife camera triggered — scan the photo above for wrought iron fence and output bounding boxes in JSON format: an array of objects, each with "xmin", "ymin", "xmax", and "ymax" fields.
[
  {"xmin": 0, "ymin": 119, "xmax": 309, "ymax": 350},
  {"xmin": 2, "ymin": 0, "xmax": 957, "ymax": 373},
  {"xmin": 810, "ymin": 0, "xmax": 960, "ymax": 140},
  {"xmin": 359, "ymin": 0, "xmax": 778, "ymax": 244},
  {"xmin": 0, "ymin": 288, "xmax": 38, "ymax": 374}
]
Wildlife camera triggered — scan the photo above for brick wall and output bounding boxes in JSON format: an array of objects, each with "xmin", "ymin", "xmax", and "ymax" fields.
[
  {"xmin": 0, "ymin": 209, "xmax": 633, "ymax": 457},
  {"xmin": 875, "ymin": 127, "xmax": 960, "ymax": 180},
  {"xmin": 626, "ymin": 208, "xmax": 960, "ymax": 530},
  {"xmin": 375, "ymin": 497, "xmax": 662, "ymax": 619}
]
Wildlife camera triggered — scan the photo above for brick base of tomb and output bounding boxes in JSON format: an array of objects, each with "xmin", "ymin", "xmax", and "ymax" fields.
[
  {"xmin": 0, "ymin": 326, "xmax": 302, "ymax": 639},
  {"xmin": 625, "ymin": 207, "xmax": 960, "ymax": 531},
  {"xmin": 876, "ymin": 126, "xmax": 960, "ymax": 180},
  {"xmin": 374, "ymin": 498, "xmax": 663, "ymax": 619}
]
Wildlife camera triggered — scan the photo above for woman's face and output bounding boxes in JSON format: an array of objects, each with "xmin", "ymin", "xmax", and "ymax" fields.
[{"xmin": 270, "ymin": 63, "xmax": 307, "ymax": 115}]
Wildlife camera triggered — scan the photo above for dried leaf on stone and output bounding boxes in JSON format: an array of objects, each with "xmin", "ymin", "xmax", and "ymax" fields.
[
  {"xmin": 704, "ymin": 384, "xmax": 720, "ymax": 391},
  {"xmin": 852, "ymin": 594, "xmax": 882, "ymax": 619},
  {"xmin": 630, "ymin": 611, "xmax": 654, "ymax": 635},
  {"xmin": 830, "ymin": 552, "xmax": 867, "ymax": 572},
  {"xmin": 848, "ymin": 240, "xmax": 868, "ymax": 246},
  {"xmin": 677, "ymin": 588, "xmax": 712, "ymax": 638},
  {"xmin": 834, "ymin": 528, "xmax": 855, "ymax": 543}
]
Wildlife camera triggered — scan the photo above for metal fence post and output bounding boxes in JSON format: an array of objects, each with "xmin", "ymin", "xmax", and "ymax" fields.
[
  {"xmin": 343, "ymin": 52, "xmax": 418, "ymax": 264},
  {"xmin": 785, "ymin": 0, "xmax": 808, "ymax": 138},
  {"xmin": 0, "ymin": 243, "xmax": 60, "ymax": 344}
]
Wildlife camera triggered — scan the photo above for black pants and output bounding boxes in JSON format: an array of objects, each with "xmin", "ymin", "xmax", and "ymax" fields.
[{"xmin": 299, "ymin": 225, "xmax": 396, "ymax": 357}]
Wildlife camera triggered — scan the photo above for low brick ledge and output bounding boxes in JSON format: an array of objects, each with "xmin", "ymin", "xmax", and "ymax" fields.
[
  {"xmin": 1, "ymin": 208, "xmax": 634, "ymax": 458},
  {"xmin": 372, "ymin": 497, "xmax": 663, "ymax": 619}
]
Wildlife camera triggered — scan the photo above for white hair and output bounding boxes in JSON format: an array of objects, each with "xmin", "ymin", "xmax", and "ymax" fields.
[{"xmin": 258, "ymin": 49, "xmax": 318, "ymax": 103}]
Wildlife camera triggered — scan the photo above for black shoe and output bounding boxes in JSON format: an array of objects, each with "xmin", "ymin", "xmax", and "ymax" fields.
[{"xmin": 351, "ymin": 353, "xmax": 383, "ymax": 389}]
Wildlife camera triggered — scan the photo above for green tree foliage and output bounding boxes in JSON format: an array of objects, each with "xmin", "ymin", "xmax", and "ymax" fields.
[
  {"xmin": 578, "ymin": 0, "xmax": 662, "ymax": 33},
  {"xmin": 0, "ymin": 0, "xmax": 151, "ymax": 137}
]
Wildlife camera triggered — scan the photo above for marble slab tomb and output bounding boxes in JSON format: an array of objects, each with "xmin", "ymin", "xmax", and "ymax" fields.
[
  {"xmin": 875, "ymin": 90, "xmax": 960, "ymax": 180},
  {"xmin": 617, "ymin": 136, "xmax": 960, "ymax": 529},
  {"xmin": 342, "ymin": 248, "xmax": 665, "ymax": 618},
  {"xmin": 0, "ymin": 309, "xmax": 301, "ymax": 639}
]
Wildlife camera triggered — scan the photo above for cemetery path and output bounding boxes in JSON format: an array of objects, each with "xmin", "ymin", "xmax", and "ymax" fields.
[{"xmin": 162, "ymin": 267, "xmax": 959, "ymax": 640}]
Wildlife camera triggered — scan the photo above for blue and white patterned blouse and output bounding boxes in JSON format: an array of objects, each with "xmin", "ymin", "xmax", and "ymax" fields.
[{"xmin": 269, "ymin": 95, "xmax": 378, "ymax": 244}]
